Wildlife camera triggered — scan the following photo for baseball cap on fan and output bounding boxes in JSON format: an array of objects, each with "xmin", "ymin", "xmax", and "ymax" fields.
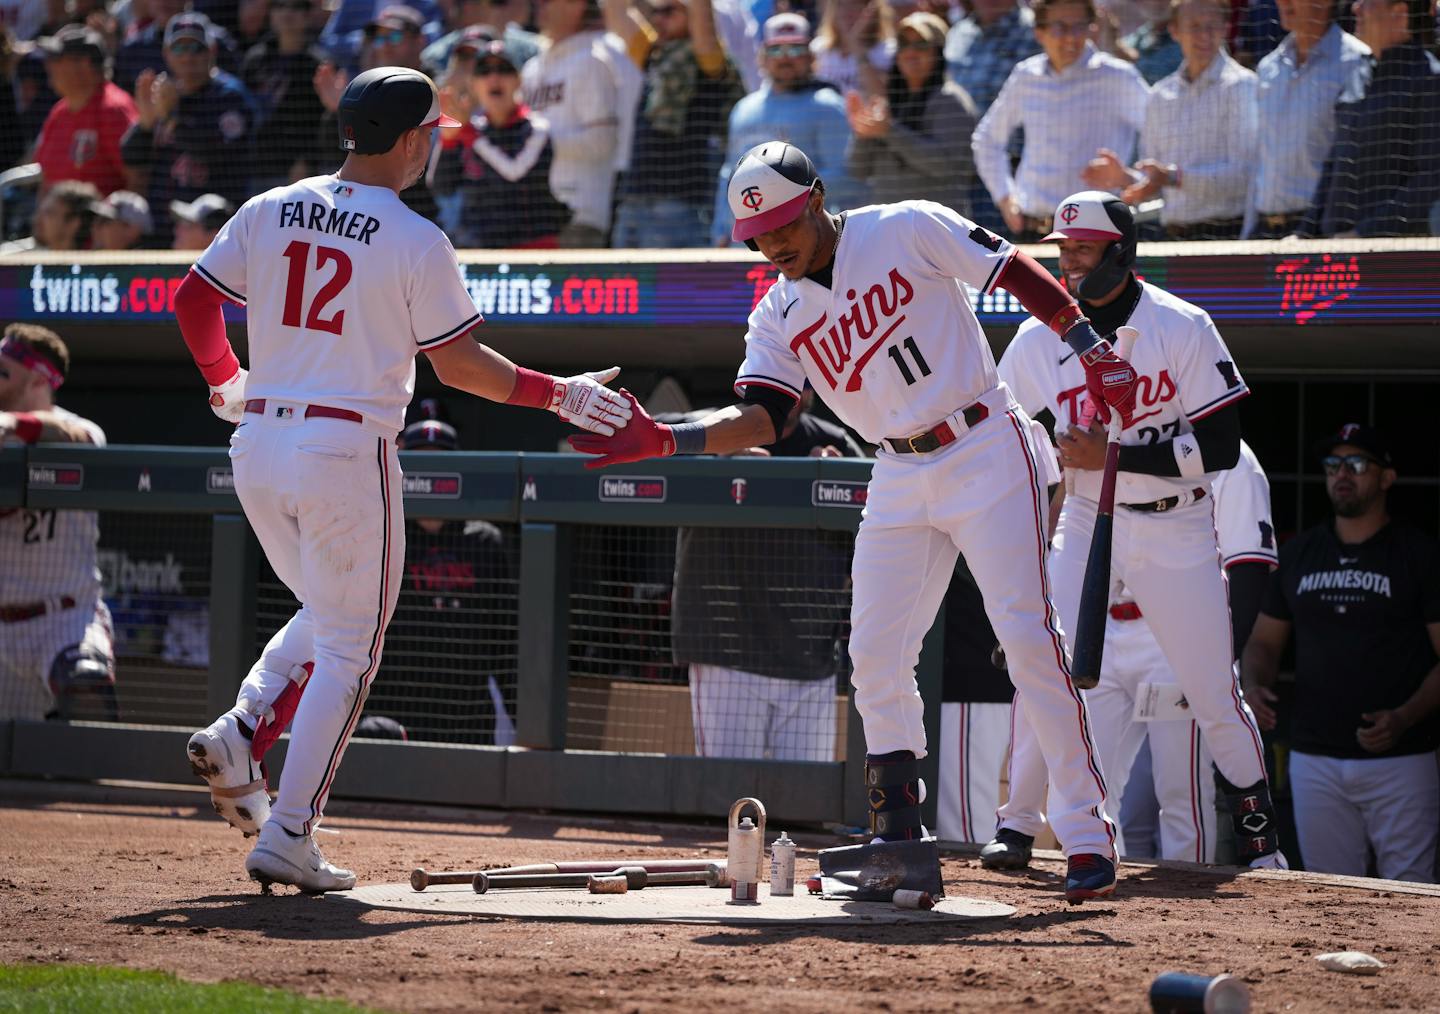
[
  {"xmin": 171, "ymin": 193, "xmax": 235, "ymax": 230},
  {"xmin": 728, "ymin": 141, "xmax": 821, "ymax": 247},
  {"xmin": 1043, "ymin": 190, "xmax": 1128, "ymax": 242},
  {"xmin": 337, "ymin": 66, "xmax": 461, "ymax": 153},
  {"xmin": 1313, "ymin": 422, "xmax": 1393, "ymax": 466},
  {"xmin": 763, "ymin": 12, "xmax": 812, "ymax": 45},
  {"xmin": 164, "ymin": 11, "xmax": 215, "ymax": 46}
]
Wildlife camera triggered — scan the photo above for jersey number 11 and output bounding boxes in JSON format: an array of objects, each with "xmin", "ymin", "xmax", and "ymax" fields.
[{"xmin": 887, "ymin": 337, "xmax": 932, "ymax": 386}]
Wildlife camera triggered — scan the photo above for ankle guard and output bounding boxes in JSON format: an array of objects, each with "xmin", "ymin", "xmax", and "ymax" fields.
[
  {"xmin": 866, "ymin": 751, "xmax": 924, "ymax": 840},
  {"xmin": 1219, "ymin": 775, "xmax": 1280, "ymax": 863}
]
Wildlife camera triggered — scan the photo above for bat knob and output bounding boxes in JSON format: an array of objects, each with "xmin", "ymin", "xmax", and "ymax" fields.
[
  {"xmin": 410, "ymin": 868, "xmax": 428, "ymax": 892},
  {"xmin": 472, "ymin": 872, "xmax": 490, "ymax": 894},
  {"xmin": 1071, "ymin": 672, "xmax": 1100, "ymax": 691}
]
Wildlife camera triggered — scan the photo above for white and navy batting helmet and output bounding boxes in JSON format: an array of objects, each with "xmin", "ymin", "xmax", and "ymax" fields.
[
  {"xmin": 1044, "ymin": 190, "xmax": 1137, "ymax": 301},
  {"xmin": 728, "ymin": 142, "xmax": 821, "ymax": 248}
]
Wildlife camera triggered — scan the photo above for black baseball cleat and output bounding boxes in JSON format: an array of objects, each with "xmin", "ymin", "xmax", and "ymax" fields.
[
  {"xmin": 979, "ymin": 828, "xmax": 1034, "ymax": 870},
  {"xmin": 1064, "ymin": 853, "xmax": 1117, "ymax": 905}
]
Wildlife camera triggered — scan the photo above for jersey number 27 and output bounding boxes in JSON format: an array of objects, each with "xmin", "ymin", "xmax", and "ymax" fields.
[{"xmin": 282, "ymin": 241, "xmax": 352, "ymax": 335}]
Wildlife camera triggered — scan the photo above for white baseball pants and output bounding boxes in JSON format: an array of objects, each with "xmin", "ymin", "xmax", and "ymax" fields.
[
  {"xmin": 1004, "ymin": 619, "xmax": 1220, "ymax": 861},
  {"xmin": 688, "ymin": 663, "xmax": 838, "ymax": 761},
  {"xmin": 0, "ymin": 597, "xmax": 113, "ymax": 720},
  {"xmin": 936, "ymin": 701, "xmax": 1011, "ymax": 844},
  {"xmin": 849, "ymin": 408, "xmax": 1114, "ymax": 858},
  {"xmin": 229, "ymin": 407, "xmax": 403, "ymax": 836},
  {"xmin": 1000, "ymin": 493, "xmax": 1267, "ymax": 851}
]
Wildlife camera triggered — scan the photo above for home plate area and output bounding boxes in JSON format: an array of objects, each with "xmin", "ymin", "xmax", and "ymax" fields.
[{"xmin": 327, "ymin": 883, "xmax": 1016, "ymax": 925}]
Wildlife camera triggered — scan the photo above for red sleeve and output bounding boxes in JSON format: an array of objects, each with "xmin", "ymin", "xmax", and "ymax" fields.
[
  {"xmin": 994, "ymin": 251, "xmax": 1086, "ymax": 337},
  {"xmin": 175, "ymin": 269, "xmax": 241, "ymax": 385}
]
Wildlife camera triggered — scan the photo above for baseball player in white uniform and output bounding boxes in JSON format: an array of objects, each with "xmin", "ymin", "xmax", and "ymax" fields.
[
  {"xmin": 570, "ymin": 142, "xmax": 1149, "ymax": 903},
  {"xmin": 0, "ymin": 325, "xmax": 117, "ymax": 723},
  {"xmin": 175, "ymin": 66, "xmax": 632, "ymax": 893},
  {"xmin": 980, "ymin": 191, "xmax": 1286, "ymax": 872},
  {"xmin": 1000, "ymin": 442, "xmax": 1278, "ymax": 862}
]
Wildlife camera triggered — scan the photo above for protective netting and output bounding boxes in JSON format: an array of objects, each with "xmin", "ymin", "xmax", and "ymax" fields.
[
  {"xmin": 567, "ymin": 523, "xmax": 853, "ymax": 760},
  {"xmin": 254, "ymin": 518, "xmax": 521, "ymax": 745},
  {"xmin": 3, "ymin": 0, "xmax": 1435, "ymax": 252}
]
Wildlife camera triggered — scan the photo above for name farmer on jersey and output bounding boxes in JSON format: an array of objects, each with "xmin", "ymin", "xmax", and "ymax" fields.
[{"xmin": 278, "ymin": 195, "xmax": 383, "ymax": 245}]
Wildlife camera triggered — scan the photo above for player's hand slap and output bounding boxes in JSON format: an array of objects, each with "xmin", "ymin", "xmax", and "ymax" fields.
[
  {"xmin": 568, "ymin": 390, "xmax": 677, "ymax": 469},
  {"xmin": 550, "ymin": 367, "xmax": 634, "ymax": 436}
]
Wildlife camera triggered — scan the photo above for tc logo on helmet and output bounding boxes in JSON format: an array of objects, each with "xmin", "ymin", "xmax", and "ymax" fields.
[
  {"xmin": 1060, "ymin": 203, "xmax": 1080, "ymax": 224},
  {"xmin": 741, "ymin": 186, "xmax": 765, "ymax": 211}
]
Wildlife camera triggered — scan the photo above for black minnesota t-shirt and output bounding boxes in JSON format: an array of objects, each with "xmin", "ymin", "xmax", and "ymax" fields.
[{"xmin": 1262, "ymin": 521, "xmax": 1440, "ymax": 758}]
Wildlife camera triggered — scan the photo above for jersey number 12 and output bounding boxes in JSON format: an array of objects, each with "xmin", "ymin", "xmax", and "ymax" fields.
[
  {"xmin": 887, "ymin": 337, "xmax": 932, "ymax": 386},
  {"xmin": 281, "ymin": 241, "xmax": 352, "ymax": 335}
]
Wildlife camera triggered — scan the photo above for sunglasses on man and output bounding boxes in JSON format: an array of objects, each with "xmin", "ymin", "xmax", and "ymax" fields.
[
  {"xmin": 169, "ymin": 39, "xmax": 208, "ymax": 54},
  {"xmin": 1322, "ymin": 454, "xmax": 1384, "ymax": 476},
  {"xmin": 764, "ymin": 43, "xmax": 809, "ymax": 58},
  {"xmin": 367, "ymin": 27, "xmax": 414, "ymax": 44}
]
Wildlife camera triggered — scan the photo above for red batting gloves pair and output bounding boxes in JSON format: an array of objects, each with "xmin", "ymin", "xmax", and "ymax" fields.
[
  {"xmin": 1079, "ymin": 340, "xmax": 1139, "ymax": 427},
  {"xmin": 568, "ymin": 391, "xmax": 676, "ymax": 468}
]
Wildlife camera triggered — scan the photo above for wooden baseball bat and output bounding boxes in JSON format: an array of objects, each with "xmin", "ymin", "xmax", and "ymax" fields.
[
  {"xmin": 587, "ymin": 865, "xmax": 725, "ymax": 895},
  {"xmin": 1070, "ymin": 325, "xmax": 1140, "ymax": 691},
  {"xmin": 411, "ymin": 859, "xmax": 723, "ymax": 892},
  {"xmin": 473, "ymin": 867, "xmax": 650, "ymax": 894}
]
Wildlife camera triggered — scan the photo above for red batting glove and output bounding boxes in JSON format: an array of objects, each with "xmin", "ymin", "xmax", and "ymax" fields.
[
  {"xmin": 567, "ymin": 391, "xmax": 676, "ymax": 469},
  {"xmin": 1080, "ymin": 339, "xmax": 1139, "ymax": 428}
]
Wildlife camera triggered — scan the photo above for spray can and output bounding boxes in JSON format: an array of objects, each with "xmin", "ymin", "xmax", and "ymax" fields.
[
  {"xmin": 770, "ymin": 832, "xmax": 796, "ymax": 896},
  {"xmin": 727, "ymin": 797, "xmax": 766, "ymax": 903},
  {"xmin": 1149, "ymin": 973, "xmax": 1251, "ymax": 1014}
]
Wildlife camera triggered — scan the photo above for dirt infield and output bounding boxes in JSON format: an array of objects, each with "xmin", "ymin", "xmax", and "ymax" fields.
[{"xmin": 4, "ymin": 780, "xmax": 1439, "ymax": 1013}]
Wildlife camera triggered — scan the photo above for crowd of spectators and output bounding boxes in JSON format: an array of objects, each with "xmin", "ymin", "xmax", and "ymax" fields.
[{"xmin": 0, "ymin": 0, "xmax": 1437, "ymax": 250}]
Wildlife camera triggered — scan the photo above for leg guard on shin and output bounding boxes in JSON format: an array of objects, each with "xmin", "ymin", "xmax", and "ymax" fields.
[
  {"xmin": 866, "ymin": 750, "xmax": 926, "ymax": 841},
  {"xmin": 1218, "ymin": 773, "xmax": 1280, "ymax": 864},
  {"xmin": 250, "ymin": 661, "xmax": 312, "ymax": 765}
]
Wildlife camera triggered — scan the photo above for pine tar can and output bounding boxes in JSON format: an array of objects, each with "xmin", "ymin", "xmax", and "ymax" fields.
[{"xmin": 770, "ymin": 831, "xmax": 796, "ymax": 896}]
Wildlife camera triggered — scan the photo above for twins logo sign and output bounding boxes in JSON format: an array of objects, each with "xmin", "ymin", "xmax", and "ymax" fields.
[
  {"xmin": 741, "ymin": 186, "xmax": 764, "ymax": 211},
  {"xmin": 1059, "ymin": 203, "xmax": 1080, "ymax": 225}
]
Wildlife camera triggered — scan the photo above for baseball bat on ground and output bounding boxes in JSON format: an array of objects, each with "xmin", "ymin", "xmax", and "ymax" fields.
[
  {"xmin": 1070, "ymin": 325, "xmax": 1140, "ymax": 691},
  {"xmin": 473, "ymin": 864, "xmax": 723, "ymax": 894},
  {"xmin": 411, "ymin": 859, "xmax": 723, "ymax": 892}
]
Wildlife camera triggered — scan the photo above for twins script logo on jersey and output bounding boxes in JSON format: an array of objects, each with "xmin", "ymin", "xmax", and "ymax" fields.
[
  {"xmin": 1058, "ymin": 370, "xmax": 1176, "ymax": 426},
  {"xmin": 790, "ymin": 269, "xmax": 915, "ymax": 393}
]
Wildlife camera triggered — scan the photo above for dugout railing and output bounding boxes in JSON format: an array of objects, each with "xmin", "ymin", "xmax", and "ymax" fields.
[{"xmin": 0, "ymin": 444, "xmax": 948, "ymax": 830}]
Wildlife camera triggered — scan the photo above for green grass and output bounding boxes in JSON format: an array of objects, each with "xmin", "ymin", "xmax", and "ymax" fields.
[{"xmin": 0, "ymin": 964, "xmax": 383, "ymax": 1013}]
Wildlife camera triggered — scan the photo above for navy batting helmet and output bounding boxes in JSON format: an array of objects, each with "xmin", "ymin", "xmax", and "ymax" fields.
[
  {"xmin": 337, "ymin": 66, "xmax": 460, "ymax": 155},
  {"xmin": 1044, "ymin": 191, "xmax": 1137, "ymax": 302}
]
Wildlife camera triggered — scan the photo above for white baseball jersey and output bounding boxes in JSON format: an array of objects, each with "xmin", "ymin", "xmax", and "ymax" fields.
[
  {"xmin": 998, "ymin": 280, "xmax": 1248, "ymax": 504},
  {"xmin": 193, "ymin": 174, "xmax": 482, "ymax": 433},
  {"xmin": 0, "ymin": 407, "xmax": 104, "ymax": 604},
  {"xmin": 1211, "ymin": 440, "xmax": 1278, "ymax": 569},
  {"xmin": 735, "ymin": 201, "xmax": 1016, "ymax": 443},
  {"xmin": 520, "ymin": 30, "xmax": 623, "ymax": 230}
]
